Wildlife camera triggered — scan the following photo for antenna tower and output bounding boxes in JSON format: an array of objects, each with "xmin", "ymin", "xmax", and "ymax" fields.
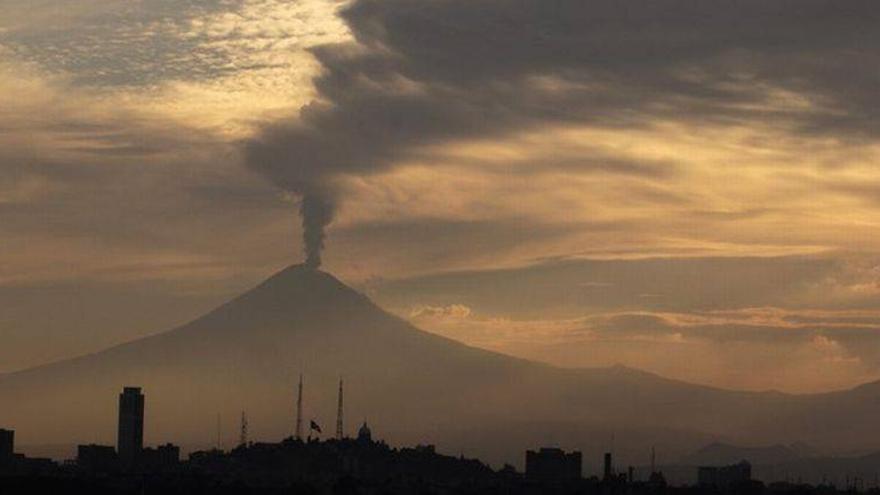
[
  {"xmin": 216, "ymin": 413, "xmax": 222, "ymax": 450},
  {"xmin": 296, "ymin": 374, "xmax": 304, "ymax": 440},
  {"xmin": 239, "ymin": 411, "xmax": 249, "ymax": 446},
  {"xmin": 336, "ymin": 378, "xmax": 344, "ymax": 440}
]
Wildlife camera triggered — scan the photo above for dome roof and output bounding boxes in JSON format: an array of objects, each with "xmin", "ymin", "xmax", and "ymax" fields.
[{"xmin": 357, "ymin": 421, "xmax": 372, "ymax": 441}]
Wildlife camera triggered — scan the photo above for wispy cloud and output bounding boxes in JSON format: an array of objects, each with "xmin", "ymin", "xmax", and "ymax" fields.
[{"xmin": 1, "ymin": 0, "xmax": 880, "ymax": 392}]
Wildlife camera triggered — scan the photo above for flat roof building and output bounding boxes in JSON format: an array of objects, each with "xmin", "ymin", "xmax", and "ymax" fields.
[
  {"xmin": 525, "ymin": 448, "xmax": 582, "ymax": 482},
  {"xmin": 698, "ymin": 460, "xmax": 752, "ymax": 490},
  {"xmin": 141, "ymin": 443, "xmax": 180, "ymax": 473},
  {"xmin": 0, "ymin": 429, "xmax": 13, "ymax": 463},
  {"xmin": 77, "ymin": 444, "xmax": 118, "ymax": 473}
]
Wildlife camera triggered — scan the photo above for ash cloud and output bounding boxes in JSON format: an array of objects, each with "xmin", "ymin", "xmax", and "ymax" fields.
[
  {"xmin": 301, "ymin": 192, "xmax": 335, "ymax": 269},
  {"xmin": 244, "ymin": 0, "xmax": 880, "ymax": 266}
]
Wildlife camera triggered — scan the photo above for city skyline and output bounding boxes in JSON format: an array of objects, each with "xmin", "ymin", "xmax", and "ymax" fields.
[
  {"xmin": 0, "ymin": 383, "xmax": 743, "ymax": 488},
  {"xmin": 0, "ymin": 383, "xmax": 870, "ymax": 491},
  {"xmin": 4, "ymin": 266, "xmax": 880, "ymax": 476}
]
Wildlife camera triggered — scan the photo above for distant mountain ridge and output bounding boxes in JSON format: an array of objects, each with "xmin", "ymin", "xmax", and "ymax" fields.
[
  {"xmin": 653, "ymin": 442, "xmax": 879, "ymax": 485},
  {"xmin": 2, "ymin": 265, "xmax": 880, "ymax": 468},
  {"xmin": 681, "ymin": 442, "xmax": 810, "ymax": 466}
]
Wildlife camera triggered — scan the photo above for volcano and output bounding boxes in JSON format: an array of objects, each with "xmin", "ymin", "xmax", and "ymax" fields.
[{"xmin": 2, "ymin": 265, "xmax": 880, "ymax": 466}]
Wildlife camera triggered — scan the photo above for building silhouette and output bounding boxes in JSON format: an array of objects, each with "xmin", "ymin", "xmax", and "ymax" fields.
[
  {"xmin": 0, "ymin": 429, "xmax": 13, "ymax": 464},
  {"xmin": 525, "ymin": 447, "xmax": 582, "ymax": 482},
  {"xmin": 3, "ymin": 386, "xmax": 778, "ymax": 494},
  {"xmin": 357, "ymin": 422, "xmax": 372, "ymax": 443},
  {"xmin": 140, "ymin": 443, "xmax": 180, "ymax": 473},
  {"xmin": 698, "ymin": 460, "xmax": 752, "ymax": 489},
  {"xmin": 0, "ymin": 428, "xmax": 56, "ymax": 477},
  {"xmin": 117, "ymin": 387, "xmax": 144, "ymax": 469},
  {"xmin": 77, "ymin": 444, "xmax": 118, "ymax": 473}
]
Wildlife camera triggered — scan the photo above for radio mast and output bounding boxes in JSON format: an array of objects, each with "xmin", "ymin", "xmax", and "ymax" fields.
[
  {"xmin": 239, "ymin": 411, "xmax": 248, "ymax": 447},
  {"xmin": 295, "ymin": 374, "xmax": 304, "ymax": 440},
  {"xmin": 336, "ymin": 379, "xmax": 344, "ymax": 440}
]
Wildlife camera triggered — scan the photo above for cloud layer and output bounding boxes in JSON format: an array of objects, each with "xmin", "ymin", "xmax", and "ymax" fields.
[
  {"xmin": 244, "ymin": 0, "xmax": 880, "ymax": 269},
  {"xmin": 396, "ymin": 256, "xmax": 880, "ymax": 392},
  {"xmin": 2, "ymin": 0, "xmax": 880, "ymax": 392}
]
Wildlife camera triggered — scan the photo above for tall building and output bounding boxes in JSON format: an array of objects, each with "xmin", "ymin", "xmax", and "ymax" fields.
[
  {"xmin": 117, "ymin": 387, "xmax": 145, "ymax": 468},
  {"xmin": 525, "ymin": 448, "xmax": 582, "ymax": 482},
  {"xmin": 0, "ymin": 429, "xmax": 13, "ymax": 462},
  {"xmin": 604, "ymin": 452, "xmax": 614, "ymax": 480}
]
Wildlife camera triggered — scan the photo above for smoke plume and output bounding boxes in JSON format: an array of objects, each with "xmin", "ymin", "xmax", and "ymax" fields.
[
  {"xmin": 301, "ymin": 193, "xmax": 335, "ymax": 269},
  {"xmin": 244, "ymin": 0, "xmax": 879, "ymax": 268}
]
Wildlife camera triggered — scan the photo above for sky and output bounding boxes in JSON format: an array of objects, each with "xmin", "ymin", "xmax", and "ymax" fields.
[{"xmin": 1, "ymin": 0, "xmax": 879, "ymax": 393}]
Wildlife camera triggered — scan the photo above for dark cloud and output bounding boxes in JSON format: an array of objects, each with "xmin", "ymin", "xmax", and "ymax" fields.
[
  {"xmin": 245, "ymin": 0, "xmax": 880, "ymax": 264},
  {"xmin": 2, "ymin": 0, "xmax": 879, "ymax": 389},
  {"xmin": 333, "ymin": 218, "xmax": 620, "ymax": 274},
  {"xmin": 455, "ymin": 152, "xmax": 679, "ymax": 179}
]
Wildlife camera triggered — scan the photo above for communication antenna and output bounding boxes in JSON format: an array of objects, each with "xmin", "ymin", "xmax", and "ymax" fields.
[
  {"xmin": 336, "ymin": 378, "xmax": 344, "ymax": 440},
  {"xmin": 239, "ymin": 411, "xmax": 249, "ymax": 447},
  {"xmin": 611, "ymin": 432, "xmax": 616, "ymax": 468},
  {"xmin": 216, "ymin": 413, "xmax": 222, "ymax": 450},
  {"xmin": 296, "ymin": 374, "xmax": 304, "ymax": 440}
]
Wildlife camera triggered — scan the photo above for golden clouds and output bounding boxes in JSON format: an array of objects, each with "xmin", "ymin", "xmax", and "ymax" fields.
[
  {"xmin": 405, "ymin": 305, "xmax": 880, "ymax": 393},
  {"xmin": 327, "ymin": 115, "xmax": 878, "ymax": 280},
  {"xmin": 2, "ymin": 0, "xmax": 880, "ymax": 394}
]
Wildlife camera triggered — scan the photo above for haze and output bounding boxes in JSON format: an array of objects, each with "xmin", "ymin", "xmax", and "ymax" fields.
[{"xmin": 1, "ymin": 0, "xmax": 880, "ymax": 395}]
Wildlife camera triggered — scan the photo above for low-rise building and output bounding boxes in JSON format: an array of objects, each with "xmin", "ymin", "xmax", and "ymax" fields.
[
  {"xmin": 525, "ymin": 448, "xmax": 582, "ymax": 482},
  {"xmin": 698, "ymin": 460, "xmax": 752, "ymax": 489},
  {"xmin": 77, "ymin": 444, "xmax": 119, "ymax": 473}
]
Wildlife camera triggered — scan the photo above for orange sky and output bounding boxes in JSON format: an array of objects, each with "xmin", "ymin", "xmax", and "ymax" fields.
[{"xmin": 1, "ymin": 0, "xmax": 879, "ymax": 393}]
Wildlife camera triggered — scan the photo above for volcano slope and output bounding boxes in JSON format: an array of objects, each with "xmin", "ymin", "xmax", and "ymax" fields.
[{"xmin": 1, "ymin": 265, "xmax": 878, "ymax": 465}]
